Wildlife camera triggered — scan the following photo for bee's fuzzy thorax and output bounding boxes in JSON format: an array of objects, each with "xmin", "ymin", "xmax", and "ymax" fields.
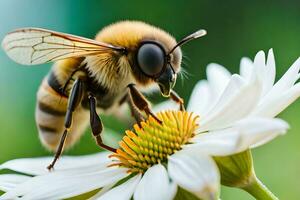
[
  {"xmin": 84, "ymin": 54, "xmax": 135, "ymax": 93},
  {"xmin": 95, "ymin": 20, "xmax": 177, "ymax": 51}
]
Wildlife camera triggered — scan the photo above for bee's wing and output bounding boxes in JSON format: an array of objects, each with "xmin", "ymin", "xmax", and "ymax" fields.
[{"xmin": 2, "ymin": 28, "xmax": 124, "ymax": 65}]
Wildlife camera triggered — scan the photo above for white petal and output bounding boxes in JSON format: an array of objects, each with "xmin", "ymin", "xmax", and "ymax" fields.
[
  {"xmin": 97, "ymin": 174, "xmax": 141, "ymax": 200},
  {"xmin": 253, "ymin": 51, "xmax": 266, "ymax": 74},
  {"xmin": 254, "ymin": 51, "xmax": 266, "ymax": 68},
  {"xmin": 0, "ymin": 152, "xmax": 110, "ymax": 175},
  {"xmin": 199, "ymin": 75, "xmax": 261, "ymax": 132},
  {"xmin": 198, "ymin": 75, "xmax": 244, "ymax": 130},
  {"xmin": 152, "ymin": 100, "xmax": 178, "ymax": 113},
  {"xmin": 253, "ymin": 51, "xmax": 265, "ymax": 77},
  {"xmin": 250, "ymin": 51, "xmax": 266, "ymax": 88},
  {"xmin": 253, "ymin": 82, "xmax": 300, "ymax": 117},
  {"xmin": 0, "ymin": 167, "xmax": 127, "ymax": 200},
  {"xmin": 260, "ymin": 57, "xmax": 300, "ymax": 107},
  {"xmin": 206, "ymin": 63, "xmax": 231, "ymax": 99},
  {"xmin": 187, "ymin": 80, "xmax": 213, "ymax": 116},
  {"xmin": 238, "ymin": 50, "xmax": 275, "ymax": 96},
  {"xmin": 240, "ymin": 57, "xmax": 253, "ymax": 81},
  {"xmin": 188, "ymin": 117, "xmax": 288, "ymax": 155},
  {"xmin": 168, "ymin": 151, "xmax": 219, "ymax": 200},
  {"xmin": 275, "ymin": 57, "xmax": 300, "ymax": 89},
  {"xmin": 235, "ymin": 117, "xmax": 289, "ymax": 148},
  {"xmin": 187, "ymin": 128, "xmax": 241, "ymax": 156},
  {"xmin": 209, "ymin": 74, "xmax": 245, "ymax": 110},
  {"xmin": 134, "ymin": 164, "xmax": 177, "ymax": 200},
  {"xmin": 262, "ymin": 49, "xmax": 276, "ymax": 95},
  {"xmin": 0, "ymin": 175, "xmax": 30, "ymax": 192}
]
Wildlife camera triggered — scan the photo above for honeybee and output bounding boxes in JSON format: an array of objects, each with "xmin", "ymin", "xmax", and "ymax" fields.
[{"xmin": 2, "ymin": 21, "xmax": 206, "ymax": 169}]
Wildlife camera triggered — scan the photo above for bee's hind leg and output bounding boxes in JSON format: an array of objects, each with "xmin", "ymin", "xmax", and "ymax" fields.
[
  {"xmin": 47, "ymin": 79, "xmax": 85, "ymax": 170},
  {"xmin": 88, "ymin": 94, "xmax": 116, "ymax": 153},
  {"xmin": 170, "ymin": 90, "xmax": 185, "ymax": 111},
  {"xmin": 127, "ymin": 84, "xmax": 162, "ymax": 124}
]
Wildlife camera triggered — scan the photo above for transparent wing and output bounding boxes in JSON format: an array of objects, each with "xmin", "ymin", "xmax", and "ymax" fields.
[{"xmin": 2, "ymin": 28, "xmax": 125, "ymax": 65}]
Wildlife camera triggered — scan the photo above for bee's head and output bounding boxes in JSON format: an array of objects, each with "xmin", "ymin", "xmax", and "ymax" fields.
[
  {"xmin": 136, "ymin": 40, "xmax": 178, "ymax": 97},
  {"xmin": 135, "ymin": 29, "xmax": 207, "ymax": 97}
]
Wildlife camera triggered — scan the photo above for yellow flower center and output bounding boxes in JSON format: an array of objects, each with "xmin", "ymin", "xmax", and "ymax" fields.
[{"xmin": 110, "ymin": 111, "xmax": 199, "ymax": 173}]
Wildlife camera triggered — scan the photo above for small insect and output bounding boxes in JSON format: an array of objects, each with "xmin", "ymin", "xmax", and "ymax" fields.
[{"xmin": 2, "ymin": 21, "xmax": 206, "ymax": 170}]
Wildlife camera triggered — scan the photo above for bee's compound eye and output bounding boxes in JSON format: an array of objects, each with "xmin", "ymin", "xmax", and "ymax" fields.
[{"xmin": 137, "ymin": 43, "xmax": 165, "ymax": 77}]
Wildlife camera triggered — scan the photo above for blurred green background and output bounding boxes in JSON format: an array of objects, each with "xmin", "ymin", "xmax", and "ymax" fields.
[{"xmin": 1, "ymin": 0, "xmax": 300, "ymax": 199}]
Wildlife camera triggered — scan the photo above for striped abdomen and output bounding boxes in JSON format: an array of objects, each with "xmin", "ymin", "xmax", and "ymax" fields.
[{"xmin": 35, "ymin": 59, "xmax": 89, "ymax": 151}]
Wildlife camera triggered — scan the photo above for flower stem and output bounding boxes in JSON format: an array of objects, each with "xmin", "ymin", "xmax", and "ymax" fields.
[{"xmin": 242, "ymin": 176, "xmax": 279, "ymax": 200}]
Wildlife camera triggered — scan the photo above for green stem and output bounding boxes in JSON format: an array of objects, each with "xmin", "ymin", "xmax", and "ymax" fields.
[{"xmin": 242, "ymin": 176, "xmax": 279, "ymax": 200}]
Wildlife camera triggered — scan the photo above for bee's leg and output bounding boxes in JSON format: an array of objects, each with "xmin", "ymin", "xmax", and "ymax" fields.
[
  {"xmin": 47, "ymin": 79, "xmax": 85, "ymax": 170},
  {"xmin": 127, "ymin": 84, "xmax": 162, "ymax": 124},
  {"xmin": 127, "ymin": 94, "xmax": 145, "ymax": 124},
  {"xmin": 88, "ymin": 94, "xmax": 117, "ymax": 153},
  {"xmin": 170, "ymin": 90, "xmax": 185, "ymax": 111}
]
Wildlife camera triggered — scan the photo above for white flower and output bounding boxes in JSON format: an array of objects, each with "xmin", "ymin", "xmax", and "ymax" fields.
[
  {"xmin": 157, "ymin": 48, "xmax": 300, "ymax": 148},
  {"xmin": 187, "ymin": 48, "xmax": 300, "ymax": 124},
  {"xmin": 0, "ymin": 49, "xmax": 296, "ymax": 200}
]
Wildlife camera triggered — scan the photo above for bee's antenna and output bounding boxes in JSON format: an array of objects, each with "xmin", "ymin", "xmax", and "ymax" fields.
[{"xmin": 168, "ymin": 29, "xmax": 207, "ymax": 55}]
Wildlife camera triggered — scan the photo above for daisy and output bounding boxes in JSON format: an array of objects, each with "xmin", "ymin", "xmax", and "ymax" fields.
[
  {"xmin": 185, "ymin": 48, "xmax": 300, "ymax": 125},
  {"xmin": 0, "ymin": 114, "xmax": 286, "ymax": 200},
  {"xmin": 0, "ymin": 49, "xmax": 297, "ymax": 200},
  {"xmin": 155, "ymin": 48, "xmax": 300, "ymax": 147}
]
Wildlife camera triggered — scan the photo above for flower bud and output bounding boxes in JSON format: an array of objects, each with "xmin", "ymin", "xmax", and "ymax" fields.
[
  {"xmin": 214, "ymin": 150, "xmax": 279, "ymax": 200},
  {"xmin": 213, "ymin": 150, "xmax": 254, "ymax": 188}
]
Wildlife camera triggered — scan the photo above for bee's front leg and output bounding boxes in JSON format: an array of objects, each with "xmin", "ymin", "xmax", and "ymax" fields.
[
  {"xmin": 88, "ymin": 94, "xmax": 116, "ymax": 153},
  {"xmin": 170, "ymin": 90, "xmax": 185, "ymax": 111},
  {"xmin": 127, "ymin": 84, "xmax": 162, "ymax": 124},
  {"xmin": 126, "ymin": 94, "xmax": 145, "ymax": 124}
]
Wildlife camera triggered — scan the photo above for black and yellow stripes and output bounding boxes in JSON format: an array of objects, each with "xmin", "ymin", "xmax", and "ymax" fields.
[
  {"xmin": 36, "ymin": 78, "xmax": 67, "ymax": 149},
  {"xmin": 38, "ymin": 124, "xmax": 58, "ymax": 133},
  {"xmin": 38, "ymin": 101, "xmax": 66, "ymax": 116},
  {"xmin": 36, "ymin": 78, "xmax": 89, "ymax": 150}
]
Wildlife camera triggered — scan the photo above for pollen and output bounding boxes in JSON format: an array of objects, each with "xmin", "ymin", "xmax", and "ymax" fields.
[{"xmin": 109, "ymin": 111, "xmax": 199, "ymax": 173}]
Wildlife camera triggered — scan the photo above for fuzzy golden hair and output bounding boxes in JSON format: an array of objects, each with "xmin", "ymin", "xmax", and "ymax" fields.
[
  {"xmin": 84, "ymin": 21, "xmax": 182, "ymax": 90},
  {"xmin": 96, "ymin": 20, "xmax": 182, "ymax": 71}
]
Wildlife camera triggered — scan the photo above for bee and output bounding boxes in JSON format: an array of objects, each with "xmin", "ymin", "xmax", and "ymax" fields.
[{"xmin": 2, "ymin": 21, "xmax": 206, "ymax": 169}]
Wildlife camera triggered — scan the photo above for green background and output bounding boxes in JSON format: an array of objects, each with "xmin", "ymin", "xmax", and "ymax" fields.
[{"xmin": 1, "ymin": 0, "xmax": 300, "ymax": 199}]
